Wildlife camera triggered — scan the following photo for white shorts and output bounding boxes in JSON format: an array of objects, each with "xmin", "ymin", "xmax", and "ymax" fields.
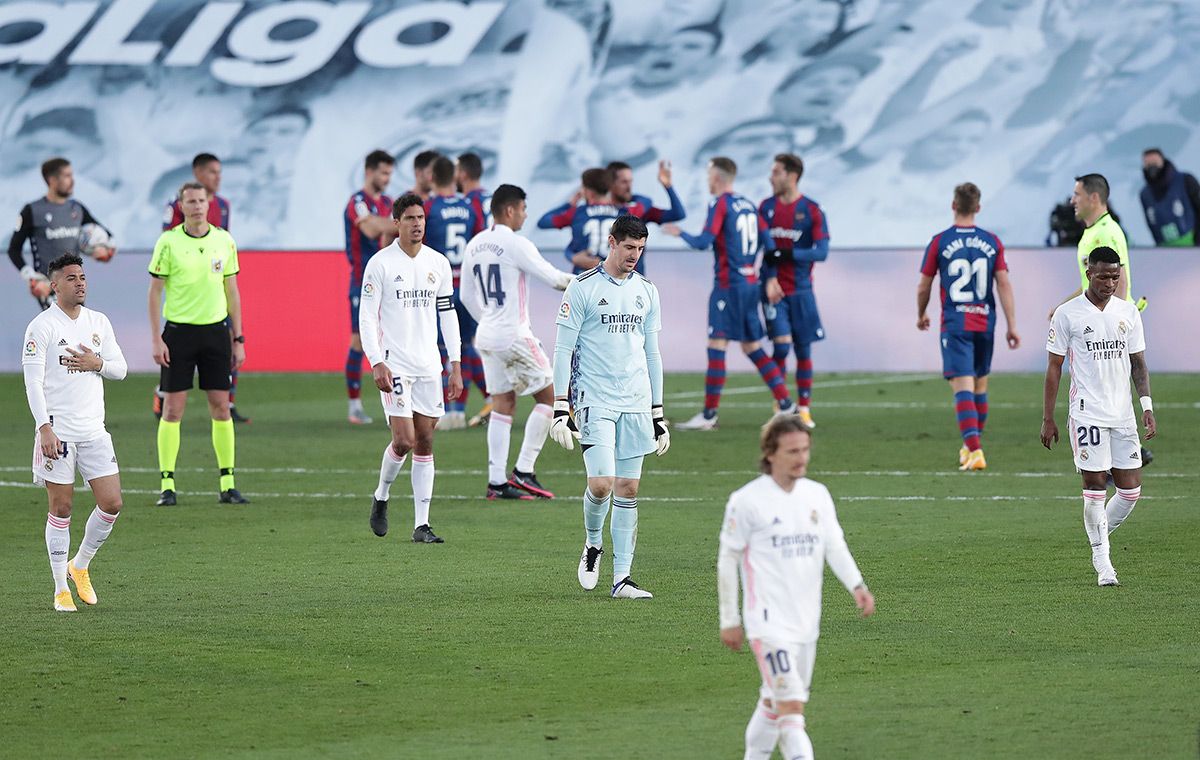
[
  {"xmin": 32, "ymin": 431, "xmax": 120, "ymax": 487},
  {"xmin": 750, "ymin": 638, "xmax": 818, "ymax": 703},
  {"xmin": 1068, "ymin": 417, "xmax": 1142, "ymax": 471},
  {"xmin": 479, "ymin": 337, "xmax": 553, "ymax": 396},
  {"xmin": 380, "ymin": 374, "xmax": 444, "ymax": 419}
]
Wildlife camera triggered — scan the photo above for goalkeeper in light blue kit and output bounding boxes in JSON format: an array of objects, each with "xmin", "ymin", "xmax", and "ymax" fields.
[{"xmin": 550, "ymin": 215, "xmax": 670, "ymax": 599}]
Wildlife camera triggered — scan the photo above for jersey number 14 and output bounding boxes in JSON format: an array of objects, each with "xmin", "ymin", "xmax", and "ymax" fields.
[{"xmin": 472, "ymin": 263, "xmax": 506, "ymax": 306}]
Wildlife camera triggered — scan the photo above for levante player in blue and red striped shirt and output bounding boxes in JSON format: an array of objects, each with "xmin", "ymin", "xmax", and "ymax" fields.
[
  {"xmin": 759, "ymin": 153, "xmax": 829, "ymax": 430},
  {"xmin": 343, "ymin": 150, "xmax": 396, "ymax": 424},
  {"xmin": 917, "ymin": 183, "xmax": 1020, "ymax": 471},
  {"xmin": 665, "ymin": 156, "xmax": 794, "ymax": 430}
]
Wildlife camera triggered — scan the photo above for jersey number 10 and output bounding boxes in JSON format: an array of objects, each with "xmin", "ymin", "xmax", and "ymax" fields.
[{"xmin": 472, "ymin": 263, "xmax": 506, "ymax": 306}]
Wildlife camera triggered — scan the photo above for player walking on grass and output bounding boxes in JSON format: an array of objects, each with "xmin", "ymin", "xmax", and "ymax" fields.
[
  {"xmin": 917, "ymin": 183, "xmax": 1018, "ymax": 471},
  {"xmin": 550, "ymin": 215, "xmax": 669, "ymax": 599},
  {"xmin": 22, "ymin": 254, "xmax": 127, "ymax": 612},
  {"xmin": 1042, "ymin": 246, "xmax": 1155, "ymax": 587},
  {"xmin": 460, "ymin": 184, "xmax": 572, "ymax": 501},
  {"xmin": 149, "ymin": 183, "xmax": 247, "ymax": 506},
  {"xmin": 760, "ymin": 153, "xmax": 829, "ymax": 430},
  {"xmin": 718, "ymin": 415, "xmax": 874, "ymax": 760},
  {"xmin": 363, "ymin": 194, "xmax": 462, "ymax": 544},
  {"xmin": 664, "ymin": 157, "xmax": 795, "ymax": 430}
]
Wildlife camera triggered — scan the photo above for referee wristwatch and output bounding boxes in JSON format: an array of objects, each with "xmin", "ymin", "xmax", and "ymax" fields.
[{"xmin": 233, "ymin": 335, "xmax": 246, "ymax": 344}]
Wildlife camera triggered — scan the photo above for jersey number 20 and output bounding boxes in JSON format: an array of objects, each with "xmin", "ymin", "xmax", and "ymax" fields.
[{"xmin": 472, "ymin": 263, "xmax": 506, "ymax": 306}]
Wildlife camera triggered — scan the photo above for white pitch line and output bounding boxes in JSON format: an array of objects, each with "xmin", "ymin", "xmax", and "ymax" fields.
[
  {"xmin": 0, "ymin": 480, "xmax": 1189, "ymax": 504},
  {"xmin": 0, "ymin": 465, "xmax": 1190, "ymax": 479},
  {"xmin": 703, "ymin": 400, "xmax": 1199, "ymax": 410},
  {"xmin": 663, "ymin": 373, "xmax": 931, "ymax": 400}
]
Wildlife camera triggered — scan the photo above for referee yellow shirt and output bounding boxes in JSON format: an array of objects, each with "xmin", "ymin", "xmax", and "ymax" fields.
[
  {"xmin": 1076, "ymin": 212, "xmax": 1131, "ymax": 298},
  {"xmin": 149, "ymin": 224, "xmax": 240, "ymax": 325}
]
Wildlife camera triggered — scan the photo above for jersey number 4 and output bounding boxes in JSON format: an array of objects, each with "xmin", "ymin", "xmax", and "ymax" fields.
[
  {"xmin": 472, "ymin": 263, "xmax": 506, "ymax": 306},
  {"xmin": 947, "ymin": 257, "xmax": 989, "ymax": 302}
]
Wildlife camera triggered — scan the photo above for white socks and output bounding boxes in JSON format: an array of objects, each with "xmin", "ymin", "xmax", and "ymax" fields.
[
  {"xmin": 72, "ymin": 507, "xmax": 118, "ymax": 570},
  {"xmin": 45, "ymin": 514, "xmax": 70, "ymax": 594},
  {"xmin": 516, "ymin": 403, "xmax": 553, "ymax": 473},
  {"xmin": 778, "ymin": 713, "xmax": 814, "ymax": 760},
  {"xmin": 374, "ymin": 443, "xmax": 407, "ymax": 501},
  {"xmin": 1083, "ymin": 489, "xmax": 1111, "ymax": 574},
  {"xmin": 1106, "ymin": 486, "xmax": 1140, "ymax": 533},
  {"xmin": 488, "ymin": 412, "xmax": 513, "ymax": 484},
  {"xmin": 744, "ymin": 701, "xmax": 779, "ymax": 759},
  {"xmin": 412, "ymin": 454, "xmax": 434, "ymax": 528}
]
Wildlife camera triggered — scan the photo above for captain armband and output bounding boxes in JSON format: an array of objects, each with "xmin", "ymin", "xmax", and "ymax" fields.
[{"xmin": 436, "ymin": 296, "xmax": 454, "ymax": 311}]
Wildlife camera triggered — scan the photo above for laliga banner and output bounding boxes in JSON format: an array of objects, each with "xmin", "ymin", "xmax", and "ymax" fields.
[{"xmin": 1, "ymin": 0, "xmax": 1198, "ymax": 252}]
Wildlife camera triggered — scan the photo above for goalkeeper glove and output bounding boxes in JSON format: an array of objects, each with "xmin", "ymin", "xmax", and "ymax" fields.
[
  {"xmin": 652, "ymin": 405, "xmax": 670, "ymax": 456},
  {"xmin": 549, "ymin": 399, "xmax": 580, "ymax": 450}
]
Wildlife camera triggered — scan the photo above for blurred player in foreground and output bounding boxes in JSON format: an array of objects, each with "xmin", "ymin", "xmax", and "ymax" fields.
[
  {"xmin": 343, "ymin": 150, "xmax": 396, "ymax": 425},
  {"xmin": 1042, "ymin": 246, "xmax": 1155, "ymax": 587},
  {"xmin": 461, "ymin": 184, "xmax": 572, "ymax": 500},
  {"xmin": 362, "ymin": 194, "xmax": 462, "ymax": 544},
  {"xmin": 9, "ymin": 157, "xmax": 114, "ymax": 311},
  {"xmin": 917, "ymin": 183, "xmax": 1018, "ymax": 471},
  {"xmin": 550, "ymin": 215, "xmax": 669, "ymax": 599},
  {"xmin": 759, "ymin": 153, "xmax": 829, "ymax": 430},
  {"xmin": 665, "ymin": 157, "xmax": 795, "ymax": 429},
  {"xmin": 718, "ymin": 415, "xmax": 874, "ymax": 760},
  {"xmin": 22, "ymin": 254, "xmax": 127, "ymax": 611}
]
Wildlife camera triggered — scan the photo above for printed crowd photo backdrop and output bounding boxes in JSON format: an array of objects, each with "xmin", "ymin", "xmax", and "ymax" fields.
[{"xmin": 3, "ymin": 0, "xmax": 1199, "ymax": 252}]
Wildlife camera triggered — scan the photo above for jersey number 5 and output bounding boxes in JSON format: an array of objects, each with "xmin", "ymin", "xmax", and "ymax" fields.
[{"xmin": 472, "ymin": 263, "xmax": 506, "ymax": 306}]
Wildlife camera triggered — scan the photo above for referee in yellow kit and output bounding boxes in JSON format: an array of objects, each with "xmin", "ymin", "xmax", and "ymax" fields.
[{"xmin": 148, "ymin": 182, "xmax": 247, "ymax": 505}]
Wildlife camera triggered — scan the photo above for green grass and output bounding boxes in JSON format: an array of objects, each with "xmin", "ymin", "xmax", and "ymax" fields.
[{"xmin": 1, "ymin": 372, "xmax": 1197, "ymax": 759}]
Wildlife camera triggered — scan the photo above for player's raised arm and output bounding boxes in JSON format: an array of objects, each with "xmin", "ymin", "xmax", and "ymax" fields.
[
  {"xmin": 515, "ymin": 238, "xmax": 573, "ymax": 291},
  {"xmin": 538, "ymin": 201, "xmax": 576, "ymax": 230},
  {"xmin": 642, "ymin": 162, "xmax": 686, "ymax": 224}
]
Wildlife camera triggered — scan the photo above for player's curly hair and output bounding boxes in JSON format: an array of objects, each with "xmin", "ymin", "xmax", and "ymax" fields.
[
  {"xmin": 48, "ymin": 253, "xmax": 84, "ymax": 277},
  {"xmin": 392, "ymin": 193, "xmax": 424, "ymax": 220},
  {"xmin": 759, "ymin": 415, "xmax": 811, "ymax": 473}
]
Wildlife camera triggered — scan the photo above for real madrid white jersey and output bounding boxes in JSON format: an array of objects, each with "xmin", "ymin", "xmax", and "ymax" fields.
[
  {"xmin": 1047, "ymin": 294, "xmax": 1145, "ymax": 428},
  {"xmin": 460, "ymin": 223, "xmax": 572, "ymax": 352},
  {"xmin": 359, "ymin": 242, "xmax": 457, "ymax": 378},
  {"xmin": 22, "ymin": 303, "xmax": 127, "ymax": 441},
  {"xmin": 719, "ymin": 475, "xmax": 864, "ymax": 643}
]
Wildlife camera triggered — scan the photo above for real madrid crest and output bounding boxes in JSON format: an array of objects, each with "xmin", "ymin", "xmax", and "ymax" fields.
[
  {"xmin": 810, "ymin": 509, "xmax": 818, "ymax": 524},
  {"xmin": 427, "ymin": 271, "xmax": 436, "ymax": 284},
  {"xmin": 635, "ymin": 296, "xmax": 644, "ymax": 310},
  {"xmin": 92, "ymin": 333, "xmax": 101, "ymax": 348},
  {"xmin": 1117, "ymin": 320, "xmax": 1128, "ymax": 337}
]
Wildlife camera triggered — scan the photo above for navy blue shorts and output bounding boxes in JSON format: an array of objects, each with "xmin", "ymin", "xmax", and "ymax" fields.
[
  {"xmin": 349, "ymin": 284, "xmax": 362, "ymax": 334},
  {"xmin": 708, "ymin": 284, "xmax": 765, "ymax": 342},
  {"xmin": 764, "ymin": 290, "xmax": 825, "ymax": 344},
  {"xmin": 941, "ymin": 331, "xmax": 994, "ymax": 379}
]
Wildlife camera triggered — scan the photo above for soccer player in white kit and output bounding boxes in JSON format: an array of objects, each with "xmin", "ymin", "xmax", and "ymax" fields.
[
  {"xmin": 22, "ymin": 254, "xmax": 128, "ymax": 612},
  {"xmin": 360, "ymin": 194, "xmax": 462, "ymax": 544},
  {"xmin": 549, "ymin": 216, "xmax": 671, "ymax": 599},
  {"xmin": 718, "ymin": 415, "xmax": 875, "ymax": 760},
  {"xmin": 1041, "ymin": 246, "xmax": 1156, "ymax": 587},
  {"xmin": 460, "ymin": 184, "xmax": 573, "ymax": 500}
]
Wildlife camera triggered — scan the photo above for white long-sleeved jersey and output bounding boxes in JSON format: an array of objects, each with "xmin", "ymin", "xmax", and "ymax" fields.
[
  {"xmin": 718, "ymin": 475, "xmax": 864, "ymax": 643},
  {"xmin": 22, "ymin": 303, "xmax": 127, "ymax": 441},
  {"xmin": 459, "ymin": 223, "xmax": 572, "ymax": 352},
  {"xmin": 359, "ymin": 242, "xmax": 459, "ymax": 377}
]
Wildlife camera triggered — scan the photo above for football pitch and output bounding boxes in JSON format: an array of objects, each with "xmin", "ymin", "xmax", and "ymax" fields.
[{"xmin": 1, "ymin": 371, "xmax": 1197, "ymax": 759}]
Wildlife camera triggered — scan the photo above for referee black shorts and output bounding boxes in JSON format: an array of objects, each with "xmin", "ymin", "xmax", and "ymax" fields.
[{"xmin": 161, "ymin": 321, "xmax": 232, "ymax": 392}]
